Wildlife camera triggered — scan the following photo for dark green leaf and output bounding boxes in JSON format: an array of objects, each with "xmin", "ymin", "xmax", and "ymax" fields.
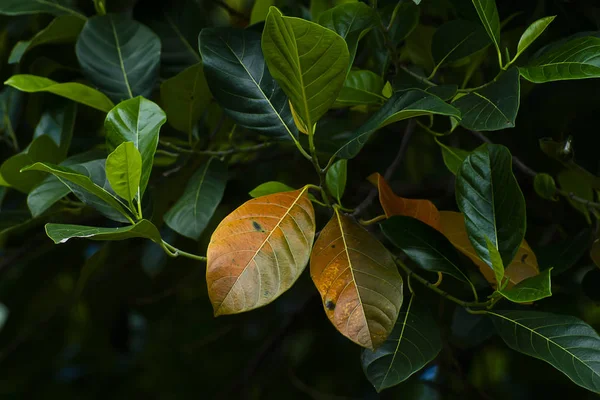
[
  {"xmin": 431, "ymin": 20, "xmax": 490, "ymax": 68},
  {"xmin": 164, "ymin": 158, "xmax": 227, "ymax": 240},
  {"xmin": 104, "ymin": 97, "xmax": 167, "ymax": 196},
  {"xmin": 512, "ymin": 16, "xmax": 555, "ymax": 63},
  {"xmin": 333, "ymin": 70, "xmax": 386, "ymax": 108},
  {"xmin": 105, "ymin": 142, "xmax": 142, "ymax": 203},
  {"xmin": 533, "ymin": 173, "xmax": 558, "ymax": 201},
  {"xmin": 498, "ymin": 268, "xmax": 552, "ymax": 302},
  {"xmin": 199, "ymin": 27, "xmax": 297, "ymax": 140},
  {"xmin": 76, "ymin": 14, "xmax": 161, "ymax": 102},
  {"xmin": 536, "ymin": 229, "xmax": 592, "ymax": 276},
  {"xmin": 435, "ymin": 138, "xmax": 470, "ymax": 175},
  {"xmin": 335, "ymin": 89, "xmax": 461, "ymax": 159},
  {"xmin": 471, "ymin": 0, "xmax": 501, "ymax": 58},
  {"xmin": 361, "ymin": 296, "xmax": 442, "ymax": 392},
  {"xmin": 453, "ymin": 67, "xmax": 520, "ymax": 131},
  {"xmin": 0, "ymin": 0, "xmax": 85, "ymax": 19},
  {"xmin": 388, "ymin": 2, "xmax": 419, "ymax": 45},
  {"xmin": 456, "ymin": 143, "xmax": 526, "ymax": 268},
  {"xmin": 325, "ymin": 159, "xmax": 347, "ymax": 203},
  {"xmin": 489, "ymin": 310, "xmax": 600, "ymax": 393},
  {"xmin": 33, "ymin": 100, "xmax": 76, "ymax": 159},
  {"xmin": 249, "ymin": 181, "xmax": 295, "ymax": 197},
  {"xmin": 558, "ymin": 169, "xmax": 594, "ymax": 224},
  {"xmin": 45, "ymin": 219, "xmax": 161, "ymax": 244}
]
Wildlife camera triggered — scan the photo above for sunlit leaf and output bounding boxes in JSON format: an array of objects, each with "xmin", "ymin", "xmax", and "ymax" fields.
[
  {"xmin": 249, "ymin": 181, "xmax": 295, "ymax": 197},
  {"xmin": 498, "ymin": 268, "xmax": 552, "ymax": 303},
  {"xmin": 105, "ymin": 142, "xmax": 142, "ymax": 202},
  {"xmin": 485, "ymin": 236, "xmax": 504, "ymax": 285},
  {"xmin": 45, "ymin": 220, "xmax": 161, "ymax": 244},
  {"xmin": 512, "ymin": 16, "xmax": 555, "ymax": 63},
  {"xmin": 250, "ymin": 0, "xmax": 274, "ymax": 24}
]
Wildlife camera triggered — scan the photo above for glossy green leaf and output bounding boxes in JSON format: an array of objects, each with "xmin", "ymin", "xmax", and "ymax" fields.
[
  {"xmin": 4, "ymin": 75, "xmax": 114, "ymax": 112},
  {"xmin": 381, "ymin": 216, "xmax": 471, "ymax": 283},
  {"xmin": 520, "ymin": 36, "xmax": 600, "ymax": 83},
  {"xmin": 46, "ymin": 219, "xmax": 161, "ymax": 244},
  {"xmin": 558, "ymin": 169, "xmax": 594, "ymax": 224},
  {"xmin": 536, "ymin": 229, "xmax": 592, "ymax": 276},
  {"xmin": 361, "ymin": 295, "xmax": 442, "ymax": 392},
  {"xmin": 498, "ymin": 268, "xmax": 552, "ymax": 303},
  {"xmin": 453, "ymin": 67, "xmax": 520, "ymax": 131},
  {"xmin": 435, "ymin": 138, "xmax": 470, "ymax": 175},
  {"xmin": 164, "ymin": 158, "xmax": 227, "ymax": 240},
  {"xmin": 262, "ymin": 6, "xmax": 350, "ymax": 130},
  {"xmin": 325, "ymin": 159, "xmax": 347, "ymax": 202},
  {"xmin": 33, "ymin": 101, "xmax": 76, "ymax": 160},
  {"xmin": 0, "ymin": 0, "xmax": 85, "ymax": 19},
  {"xmin": 105, "ymin": 142, "xmax": 142, "ymax": 202},
  {"xmin": 318, "ymin": 2, "xmax": 376, "ymax": 67},
  {"xmin": 431, "ymin": 20, "xmax": 490, "ymax": 68},
  {"xmin": 489, "ymin": 310, "xmax": 600, "ymax": 393},
  {"xmin": 456, "ymin": 143, "xmax": 526, "ymax": 268},
  {"xmin": 160, "ymin": 62, "xmax": 210, "ymax": 135},
  {"xmin": 471, "ymin": 0, "xmax": 500, "ymax": 57},
  {"xmin": 199, "ymin": 27, "xmax": 297, "ymax": 140},
  {"xmin": 336, "ymin": 89, "xmax": 461, "ymax": 159},
  {"xmin": 249, "ymin": 181, "xmax": 295, "ymax": 197},
  {"xmin": 104, "ymin": 97, "xmax": 167, "ymax": 197},
  {"xmin": 251, "ymin": 0, "xmax": 274, "ymax": 25},
  {"xmin": 8, "ymin": 15, "xmax": 84, "ymax": 64},
  {"xmin": 333, "ymin": 70, "xmax": 386, "ymax": 108},
  {"xmin": 485, "ymin": 236, "xmax": 505, "ymax": 285},
  {"xmin": 533, "ymin": 173, "xmax": 558, "ymax": 201},
  {"xmin": 76, "ymin": 14, "xmax": 161, "ymax": 102},
  {"xmin": 513, "ymin": 16, "xmax": 555, "ymax": 63}
]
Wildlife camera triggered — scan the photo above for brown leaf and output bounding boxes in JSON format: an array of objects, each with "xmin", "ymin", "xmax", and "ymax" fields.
[
  {"xmin": 206, "ymin": 187, "xmax": 316, "ymax": 316},
  {"xmin": 439, "ymin": 211, "xmax": 538, "ymax": 288},
  {"xmin": 310, "ymin": 210, "xmax": 403, "ymax": 349},
  {"xmin": 368, "ymin": 172, "xmax": 441, "ymax": 231}
]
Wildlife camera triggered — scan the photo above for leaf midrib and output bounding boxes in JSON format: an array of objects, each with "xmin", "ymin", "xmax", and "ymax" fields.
[{"xmin": 109, "ymin": 15, "xmax": 134, "ymax": 99}]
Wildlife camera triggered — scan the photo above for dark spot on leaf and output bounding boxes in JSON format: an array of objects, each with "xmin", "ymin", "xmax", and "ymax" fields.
[
  {"xmin": 331, "ymin": 244, "xmax": 336, "ymax": 249},
  {"xmin": 252, "ymin": 221, "xmax": 263, "ymax": 232},
  {"xmin": 521, "ymin": 254, "xmax": 528, "ymax": 263},
  {"xmin": 325, "ymin": 300, "xmax": 335, "ymax": 310}
]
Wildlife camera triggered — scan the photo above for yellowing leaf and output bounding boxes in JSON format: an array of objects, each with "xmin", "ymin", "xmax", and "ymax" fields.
[
  {"xmin": 310, "ymin": 209, "xmax": 403, "ymax": 350},
  {"xmin": 206, "ymin": 188, "xmax": 316, "ymax": 316},
  {"xmin": 439, "ymin": 211, "xmax": 538, "ymax": 287},
  {"xmin": 368, "ymin": 172, "xmax": 441, "ymax": 231}
]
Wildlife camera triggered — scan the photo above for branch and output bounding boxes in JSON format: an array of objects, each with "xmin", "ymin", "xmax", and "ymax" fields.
[{"xmin": 557, "ymin": 189, "xmax": 600, "ymax": 210}]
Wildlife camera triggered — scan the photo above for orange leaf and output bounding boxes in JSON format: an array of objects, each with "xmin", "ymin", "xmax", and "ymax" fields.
[
  {"xmin": 206, "ymin": 187, "xmax": 316, "ymax": 316},
  {"xmin": 439, "ymin": 211, "xmax": 538, "ymax": 288},
  {"xmin": 368, "ymin": 172, "xmax": 441, "ymax": 231},
  {"xmin": 310, "ymin": 209, "xmax": 403, "ymax": 349}
]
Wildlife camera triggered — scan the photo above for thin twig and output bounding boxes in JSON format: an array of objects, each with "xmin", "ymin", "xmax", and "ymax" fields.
[
  {"xmin": 160, "ymin": 140, "xmax": 274, "ymax": 157},
  {"xmin": 557, "ymin": 189, "xmax": 600, "ymax": 210}
]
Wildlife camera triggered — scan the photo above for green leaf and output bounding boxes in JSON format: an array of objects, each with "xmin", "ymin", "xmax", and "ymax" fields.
[
  {"xmin": 519, "ymin": 36, "xmax": 600, "ymax": 83},
  {"xmin": 435, "ymin": 138, "xmax": 470, "ymax": 175},
  {"xmin": 262, "ymin": 6, "xmax": 350, "ymax": 130},
  {"xmin": 381, "ymin": 215, "xmax": 472, "ymax": 283},
  {"xmin": 536, "ymin": 229, "xmax": 592, "ymax": 276},
  {"xmin": 388, "ymin": 2, "xmax": 419, "ymax": 45},
  {"xmin": 533, "ymin": 173, "xmax": 558, "ymax": 201},
  {"xmin": 76, "ymin": 14, "xmax": 161, "ymax": 103},
  {"xmin": 105, "ymin": 142, "xmax": 142, "ymax": 203},
  {"xmin": 249, "ymin": 181, "xmax": 295, "ymax": 197},
  {"xmin": 325, "ymin": 159, "xmax": 347, "ymax": 202},
  {"xmin": 251, "ymin": 0, "xmax": 274, "ymax": 25},
  {"xmin": 0, "ymin": 0, "xmax": 85, "ymax": 19},
  {"xmin": 335, "ymin": 89, "xmax": 461, "ymax": 159},
  {"xmin": 453, "ymin": 67, "xmax": 520, "ymax": 131},
  {"xmin": 485, "ymin": 235, "xmax": 505, "ymax": 285},
  {"xmin": 45, "ymin": 219, "xmax": 161, "ymax": 244},
  {"xmin": 498, "ymin": 268, "xmax": 552, "ymax": 303},
  {"xmin": 361, "ymin": 295, "xmax": 442, "ymax": 392},
  {"xmin": 455, "ymin": 143, "xmax": 526, "ymax": 268},
  {"xmin": 318, "ymin": 2, "xmax": 376, "ymax": 68},
  {"xmin": 160, "ymin": 62, "xmax": 210, "ymax": 135},
  {"xmin": 22, "ymin": 162, "xmax": 132, "ymax": 223},
  {"xmin": 4, "ymin": 75, "xmax": 114, "ymax": 112},
  {"xmin": 333, "ymin": 70, "xmax": 386, "ymax": 108},
  {"xmin": 512, "ymin": 16, "xmax": 555, "ymax": 63},
  {"xmin": 199, "ymin": 27, "xmax": 297, "ymax": 140},
  {"xmin": 489, "ymin": 310, "xmax": 600, "ymax": 393},
  {"xmin": 558, "ymin": 169, "xmax": 594, "ymax": 224},
  {"xmin": 33, "ymin": 101, "xmax": 76, "ymax": 160},
  {"xmin": 164, "ymin": 158, "xmax": 227, "ymax": 240},
  {"xmin": 431, "ymin": 20, "xmax": 491, "ymax": 68},
  {"xmin": 8, "ymin": 15, "xmax": 85, "ymax": 64},
  {"xmin": 104, "ymin": 97, "xmax": 167, "ymax": 197},
  {"xmin": 471, "ymin": 0, "xmax": 501, "ymax": 59}
]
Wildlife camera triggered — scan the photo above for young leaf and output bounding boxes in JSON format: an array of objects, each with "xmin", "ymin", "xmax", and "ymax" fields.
[
  {"xmin": 160, "ymin": 62, "xmax": 210, "ymax": 135},
  {"xmin": 104, "ymin": 97, "xmax": 167, "ymax": 197},
  {"xmin": 381, "ymin": 216, "xmax": 472, "ymax": 283},
  {"xmin": 105, "ymin": 142, "xmax": 142, "ymax": 202},
  {"xmin": 519, "ymin": 36, "xmax": 600, "ymax": 83},
  {"xmin": 199, "ymin": 28, "xmax": 297, "ymax": 140},
  {"xmin": 318, "ymin": 2, "xmax": 376, "ymax": 68},
  {"xmin": 164, "ymin": 158, "xmax": 227, "ymax": 240},
  {"xmin": 262, "ymin": 6, "xmax": 350, "ymax": 130},
  {"xmin": 368, "ymin": 172, "xmax": 441, "ymax": 231},
  {"xmin": 4, "ymin": 75, "xmax": 114, "ymax": 112},
  {"xmin": 558, "ymin": 169, "xmax": 594, "ymax": 224},
  {"xmin": 361, "ymin": 296, "xmax": 442, "ymax": 392},
  {"xmin": 512, "ymin": 16, "xmax": 555, "ymax": 63},
  {"xmin": 0, "ymin": 0, "xmax": 86, "ymax": 18},
  {"xmin": 206, "ymin": 188, "xmax": 316, "ymax": 316},
  {"xmin": 485, "ymin": 236, "xmax": 505, "ymax": 285},
  {"xmin": 498, "ymin": 268, "xmax": 552, "ymax": 303},
  {"xmin": 489, "ymin": 310, "xmax": 600, "ymax": 393},
  {"xmin": 325, "ymin": 159, "xmax": 347, "ymax": 203},
  {"xmin": 471, "ymin": 0, "xmax": 501, "ymax": 60},
  {"xmin": 249, "ymin": 181, "xmax": 295, "ymax": 197},
  {"xmin": 431, "ymin": 20, "xmax": 490, "ymax": 69},
  {"xmin": 45, "ymin": 220, "xmax": 161, "ymax": 244},
  {"xmin": 456, "ymin": 144, "xmax": 526, "ymax": 269},
  {"xmin": 333, "ymin": 70, "xmax": 387, "ymax": 108},
  {"xmin": 76, "ymin": 15, "xmax": 161, "ymax": 102},
  {"xmin": 452, "ymin": 67, "xmax": 520, "ymax": 131},
  {"xmin": 8, "ymin": 15, "xmax": 85, "ymax": 64},
  {"xmin": 336, "ymin": 89, "xmax": 461, "ymax": 159},
  {"xmin": 435, "ymin": 138, "xmax": 470, "ymax": 175},
  {"xmin": 310, "ymin": 209, "xmax": 403, "ymax": 349}
]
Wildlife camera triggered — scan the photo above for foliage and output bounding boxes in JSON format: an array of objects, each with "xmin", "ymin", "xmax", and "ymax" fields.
[{"xmin": 2, "ymin": 0, "xmax": 600, "ymax": 398}]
